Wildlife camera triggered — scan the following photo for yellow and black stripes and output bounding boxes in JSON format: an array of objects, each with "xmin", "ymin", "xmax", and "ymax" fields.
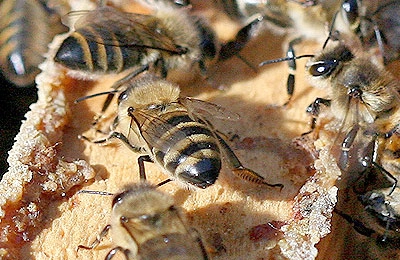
[
  {"xmin": 143, "ymin": 112, "xmax": 221, "ymax": 189},
  {"xmin": 55, "ymin": 27, "xmax": 150, "ymax": 73},
  {"xmin": 0, "ymin": 0, "xmax": 67, "ymax": 86}
]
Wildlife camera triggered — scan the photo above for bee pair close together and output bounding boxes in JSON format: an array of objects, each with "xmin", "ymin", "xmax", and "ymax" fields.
[{"xmin": 10, "ymin": 0, "xmax": 398, "ymax": 258}]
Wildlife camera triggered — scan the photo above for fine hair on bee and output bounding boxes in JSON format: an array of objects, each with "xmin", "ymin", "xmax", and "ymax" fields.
[
  {"xmin": 77, "ymin": 172, "xmax": 210, "ymax": 259},
  {"xmin": 261, "ymin": 28, "xmax": 400, "ymax": 247},
  {"xmin": 0, "ymin": 0, "xmax": 68, "ymax": 87},
  {"xmin": 77, "ymin": 73, "xmax": 283, "ymax": 189},
  {"xmin": 54, "ymin": 4, "xmax": 218, "ymax": 85},
  {"xmin": 262, "ymin": 30, "xmax": 400, "ymax": 187}
]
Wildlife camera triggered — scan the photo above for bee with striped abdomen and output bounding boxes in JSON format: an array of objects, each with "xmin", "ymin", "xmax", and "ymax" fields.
[
  {"xmin": 79, "ymin": 74, "xmax": 283, "ymax": 189},
  {"xmin": 54, "ymin": 5, "xmax": 217, "ymax": 83},
  {"xmin": 0, "ymin": 0, "xmax": 68, "ymax": 87},
  {"xmin": 78, "ymin": 182, "xmax": 209, "ymax": 259}
]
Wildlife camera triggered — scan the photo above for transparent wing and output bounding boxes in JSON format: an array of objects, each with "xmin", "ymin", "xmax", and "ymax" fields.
[
  {"xmin": 72, "ymin": 6, "xmax": 184, "ymax": 54},
  {"xmin": 180, "ymin": 97, "xmax": 240, "ymax": 121},
  {"xmin": 61, "ymin": 10, "xmax": 91, "ymax": 28},
  {"xmin": 129, "ymin": 108, "xmax": 217, "ymax": 160}
]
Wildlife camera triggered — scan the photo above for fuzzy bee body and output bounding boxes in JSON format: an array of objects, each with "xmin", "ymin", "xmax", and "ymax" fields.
[
  {"xmin": 80, "ymin": 74, "xmax": 283, "ymax": 189},
  {"xmin": 54, "ymin": 6, "xmax": 216, "ymax": 78},
  {"xmin": 0, "ymin": 0, "xmax": 67, "ymax": 86},
  {"xmin": 303, "ymin": 41, "xmax": 400, "ymax": 245},
  {"xmin": 79, "ymin": 183, "xmax": 209, "ymax": 259},
  {"xmin": 127, "ymin": 100, "xmax": 222, "ymax": 188}
]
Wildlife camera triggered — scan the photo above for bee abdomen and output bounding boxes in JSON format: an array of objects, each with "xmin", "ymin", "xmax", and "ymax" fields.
[
  {"xmin": 54, "ymin": 28, "xmax": 144, "ymax": 73},
  {"xmin": 153, "ymin": 117, "xmax": 221, "ymax": 189},
  {"xmin": 0, "ymin": 0, "xmax": 67, "ymax": 86}
]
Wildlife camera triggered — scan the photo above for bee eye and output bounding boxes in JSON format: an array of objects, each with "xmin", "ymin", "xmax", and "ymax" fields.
[
  {"xmin": 342, "ymin": 0, "xmax": 359, "ymax": 26},
  {"xmin": 309, "ymin": 60, "xmax": 338, "ymax": 77},
  {"xmin": 118, "ymin": 90, "xmax": 129, "ymax": 103}
]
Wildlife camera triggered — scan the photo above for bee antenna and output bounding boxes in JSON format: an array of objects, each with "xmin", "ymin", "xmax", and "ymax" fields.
[
  {"xmin": 259, "ymin": 54, "xmax": 314, "ymax": 67},
  {"xmin": 75, "ymin": 89, "xmax": 120, "ymax": 103},
  {"xmin": 322, "ymin": 12, "xmax": 339, "ymax": 49},
  {"xmin": 78, "ymin": 190, "xmax": 114, "ymax": 196}
]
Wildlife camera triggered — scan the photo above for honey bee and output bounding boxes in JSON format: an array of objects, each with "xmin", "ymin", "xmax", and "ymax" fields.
[
  {"xmin": 339, "ymin": 0, "xmax": 400, "ymax": 64},
  {"xmin": 0, "ymin": 0, "xmax": 68, "ymax": 87},
  {"xmin": 80, "ymin": 74, "xmax": 283, "ymax": 189},
  {"xmin": 78, "ymin": 182, "xmax": 210, "ymax": 259},
  {"xmin": 295, "ymin": 38, "xmax": 400, "ymax": 251},
  {"xmin": 54, "ymin": 5, "xmax": 217, "ymax": 84},
  {"xmin": 303, "ymin": 41, "xmax": 400, "ymax": 176}
]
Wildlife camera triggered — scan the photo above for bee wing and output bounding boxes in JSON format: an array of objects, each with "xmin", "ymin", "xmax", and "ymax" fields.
[
  {"xmin": 181, "ymin": 97, "xmax": 240, "ymax": 121},
  {"xmin": 72, "ymin": 7, "xmax": 184, "ymax": 54},
  {"xmin": 132, "ymin": 111, "xmax": 216, "ymax": 160},
  {"xmin": 61, "ymin": 10, "xmax": 91, "ymax": 28}
]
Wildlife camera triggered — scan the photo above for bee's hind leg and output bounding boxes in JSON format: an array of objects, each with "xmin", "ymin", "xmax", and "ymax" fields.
[{"xmin": 215, "ymin": 132, "xmax": 283, "ymax": 189}]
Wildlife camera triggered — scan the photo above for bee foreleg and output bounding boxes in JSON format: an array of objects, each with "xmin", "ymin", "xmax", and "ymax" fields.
[
  {"xmin": 302, "ymin": 97, "xmax": 331, "ymax": 135},
  {"xmin": 338, "ymin": 124, "xmax": 360, "ymax": 171},
  {"xmin": 77, "ymin": 224, "xmax": 111, "ymax": 252},
  {"xmin": 109, "ymin": 132, "xmax": 145, "ymax": 153},
  {"xmin": 81, "ymin": 131, "xmax": 145, "ymax": 153},
  {"xmin": 215, "ymin": 132, "xmax": 283, "ymax": 189}
]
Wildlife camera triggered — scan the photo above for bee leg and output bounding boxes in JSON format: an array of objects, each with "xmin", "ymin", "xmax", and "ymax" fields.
[
  {"xmin": 372, "ymin": 163, "xmax": 398, "ymax": 195},
  {"xmin": 362, "ymin": 130, "xmax": 398, "ymax": 195},
  {"xmin": 137, "ymin": 155, "xmax": 172, "ymax": 187},
  {"xmin": 302, "ymin": 97, "xmax": 331, "ymax": 135},
  {"xmin": 218, "ymin": 15, "xmax": 263, "ymax": 72},
  {"xmin": 138, "ymin": 155, "xmax": 153, "ymax": 181},
  {"xmin": 338, "ymin": 124, "xmax": 360, "ymax": 171},
  {"xmin": 334, "ymin": 208, "xmax": 382, "ymax": 241},
  {"xmin": 105, "ymin": 246, "xmax": 127, "ymax": 260},
  {"xmin": 215, "ymin": 132, "xmax": 283, "ymax": 189},
  {"xmin": 190, "ymin": 228, "xmax": 209, "ymax": 260},
  {"xmin": 157, "ymin": 179, "xmax": 172, "ymax": 187},
  {"xmin": 77, "ymin": 224, "xmax": 111, "ymax": 251},
  {"xmin": 81, "ymin": 131, "xmax": 145, "ymax": 153},
  {"xmin": 284, "ymin": 37, "xmax": 302, "ymax": 106}
]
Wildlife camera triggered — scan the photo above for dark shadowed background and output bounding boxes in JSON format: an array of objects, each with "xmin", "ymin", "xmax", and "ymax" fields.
[{"xmin": 0, "ymin": 75, "xmax": 37, "ymax": 178}]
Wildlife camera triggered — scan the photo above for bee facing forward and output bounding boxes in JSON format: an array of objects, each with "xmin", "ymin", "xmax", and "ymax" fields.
[
  {"xmin": 54, "ymin": 5, "xmax": 217, "ymax": 82},
  {"xmin": 81, "ymin": 74, "xmax": 283, "ymax": 189},
  {"xmin": 0, "ymin": 0, "xmax": 68, "ymax": 86},
  {"xmin": 78, "ymin": 182, "xmax": 209, "ymax": 259}
]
